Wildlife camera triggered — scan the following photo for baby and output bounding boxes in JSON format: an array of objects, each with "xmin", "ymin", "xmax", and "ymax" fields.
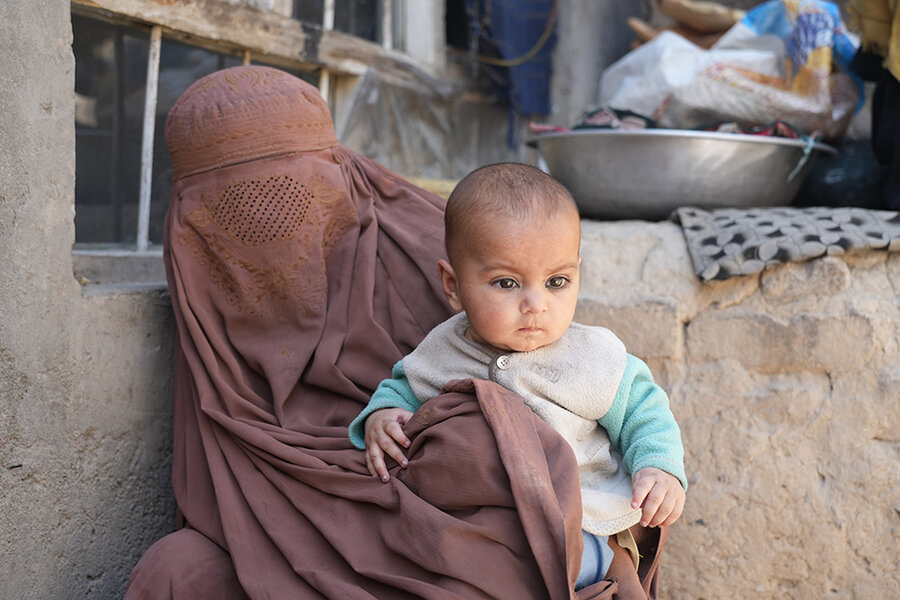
[{"xmin": 348, "ymin": 162, "xmax": 686, "ymax": 591}]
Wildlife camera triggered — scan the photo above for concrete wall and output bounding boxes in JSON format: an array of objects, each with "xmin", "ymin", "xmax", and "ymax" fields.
[
  {"xmin": 0, "ymin": 2, "xmax": 177, "ymax": 598},
  {"xmin": 550, "ymin": 0, "xmax": 651, "ymax": 126}
]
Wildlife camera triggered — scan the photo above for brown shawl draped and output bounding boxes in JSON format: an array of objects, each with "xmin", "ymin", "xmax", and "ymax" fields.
[{"xmin": 124, "ymin": 66, "xmax": 654, "ymax": 600}]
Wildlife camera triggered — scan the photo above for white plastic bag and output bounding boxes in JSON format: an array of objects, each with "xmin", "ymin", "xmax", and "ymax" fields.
[
  {"xmin": 598, "ymin": 30, "xmax": 784, "ymax": 118},
  {"xmin": 598, "ymin": 1, "xmax": 859, "ymax": 138}
]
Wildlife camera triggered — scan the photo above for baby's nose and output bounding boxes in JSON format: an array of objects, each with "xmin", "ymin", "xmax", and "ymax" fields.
[{"xmin": 520, "ymin": 288, "xmax": 548, "ymax": 313}]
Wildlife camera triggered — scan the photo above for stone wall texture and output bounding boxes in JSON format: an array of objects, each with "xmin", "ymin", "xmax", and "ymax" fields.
[{"xmin": 577, "ymin": 221, "xmax": 899, "ymax": 599}]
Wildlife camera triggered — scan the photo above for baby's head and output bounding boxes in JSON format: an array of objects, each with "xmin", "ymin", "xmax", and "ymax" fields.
[{"xmin": 439, "ymin": 163, "xmax": 581, "ymax": 352}]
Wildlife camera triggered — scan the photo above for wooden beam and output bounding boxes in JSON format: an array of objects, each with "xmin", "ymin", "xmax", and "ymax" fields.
[{"xmin": 70, "ymin": 0, "xmax": 447, "ymax": 84}]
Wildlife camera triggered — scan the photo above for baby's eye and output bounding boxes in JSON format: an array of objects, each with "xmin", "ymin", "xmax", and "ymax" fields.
[
  {"xmin": 546, "ymin": 276, "xmax": 569, "ymax": 289},
  {"xmin": 492, "ymin": 278, "xmax": 518, "ymax": 290}
]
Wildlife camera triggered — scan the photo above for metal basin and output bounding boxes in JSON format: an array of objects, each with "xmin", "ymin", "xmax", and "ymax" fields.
[{"xmin": 532, "ymin": 129, "xmax": 836, "ymax": 220}]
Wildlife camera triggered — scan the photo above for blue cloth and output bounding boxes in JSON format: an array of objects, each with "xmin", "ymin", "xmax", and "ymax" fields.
[
  {"xmin": 575, "ymin": 531, "xmax": 614, "ymax": 591},
  {"xmin": 463, "ymin": 0, "xmax": 557, "ymax": 146}
]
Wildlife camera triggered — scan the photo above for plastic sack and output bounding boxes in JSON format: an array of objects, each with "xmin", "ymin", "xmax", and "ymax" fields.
[{"xmin": 598, "ymin": 0, "xmax": 860, "ymax": 139}]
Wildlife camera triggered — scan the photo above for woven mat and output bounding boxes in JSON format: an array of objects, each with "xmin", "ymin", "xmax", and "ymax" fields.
[{"xmin": 674, "ymin": 206, "xmax": 900, "ymax": 281}]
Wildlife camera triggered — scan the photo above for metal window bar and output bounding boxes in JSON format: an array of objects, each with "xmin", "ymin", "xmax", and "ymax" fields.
[
  {"xmin": 323, "ymin": 0, "xmax": 335, "ymax": 30},
  {"xmin": 319, "ymin": 0, "xmax": 335, "ymax": 101},
  {"xmin": 136, "ymin": 25, "xmax": 162, "ymax": 252},
  {"xmin": 382, "ymin": 0, "xmax": 392, "ymax": 50}
]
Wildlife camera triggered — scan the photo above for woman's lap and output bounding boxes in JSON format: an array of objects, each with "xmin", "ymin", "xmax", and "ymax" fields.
[{"xmin": 124, "ymin": 529, "xmax": 248, "ymax": 600}]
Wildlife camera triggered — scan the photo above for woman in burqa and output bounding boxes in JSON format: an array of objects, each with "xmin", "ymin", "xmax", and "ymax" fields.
[{"xmin": 124, "ymin": 65, "xmax": 665, "ymax": 600}]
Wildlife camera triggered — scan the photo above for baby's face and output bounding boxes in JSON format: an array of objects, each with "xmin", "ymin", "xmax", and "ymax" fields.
[{"xmin": 442, "ymin": 211, "xmax": 581, "ymax": 352}]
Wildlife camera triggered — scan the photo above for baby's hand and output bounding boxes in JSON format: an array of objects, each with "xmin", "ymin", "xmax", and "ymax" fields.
[
  {"xmin": 363, "ymin": 408, "xmax": 414, "ymax": 482},
  {"xmin": 631, "ymin": 467, "xmax": 685, "ymax": 528}
]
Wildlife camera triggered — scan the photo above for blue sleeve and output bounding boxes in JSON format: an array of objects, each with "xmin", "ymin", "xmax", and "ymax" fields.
[
  {"xmin": 598, "ymin": 354, "xmax": 687, "ymax": 490},
  {"xmin": 347, "ymin": 361, "xmax": 422, "ymax": 449}
]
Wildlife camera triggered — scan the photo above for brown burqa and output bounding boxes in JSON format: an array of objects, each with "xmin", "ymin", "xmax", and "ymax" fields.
[{"xmin": 124, "ymin": 66, "xmax": 663, "ymax": 600}]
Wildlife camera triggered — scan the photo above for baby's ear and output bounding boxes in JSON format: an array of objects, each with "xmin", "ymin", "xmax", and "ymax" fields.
[{"xmin": 437, "ymin": 259, "xmax": 464, "ymax": 312}]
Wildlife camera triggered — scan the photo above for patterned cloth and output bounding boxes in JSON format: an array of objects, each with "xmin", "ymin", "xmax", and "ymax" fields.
[{"xmin": 675, "ymin": 206, "xmax": 900, "ymax": 280}]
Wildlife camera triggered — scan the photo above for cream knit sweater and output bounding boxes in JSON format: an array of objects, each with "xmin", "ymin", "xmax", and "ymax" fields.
[{"xmin": 403, "ymin": 312, "xmax": 642, "ymax": 536}]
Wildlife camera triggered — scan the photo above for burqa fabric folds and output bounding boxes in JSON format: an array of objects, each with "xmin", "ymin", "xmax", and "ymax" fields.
[{"xmin": 124, "ymin": 65, "xmax": 655, "ymax": 599}]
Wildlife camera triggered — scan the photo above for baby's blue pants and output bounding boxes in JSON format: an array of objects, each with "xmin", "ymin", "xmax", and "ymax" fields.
[{"xmin": 574, "ymin": 530, "xmax": 614, "ymax": 590}]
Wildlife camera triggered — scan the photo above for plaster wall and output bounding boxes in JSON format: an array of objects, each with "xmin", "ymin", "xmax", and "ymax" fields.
[
  {"xmin": 550, "ymin": 0, "xmax": 653, "ymax": 127},
  {"xmin": 0, "ymin": 2, "xmax": 176, "ymax": 598}
]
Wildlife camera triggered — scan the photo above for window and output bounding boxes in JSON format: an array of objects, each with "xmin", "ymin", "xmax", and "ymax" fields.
[
  {"xmin": 293, "ymin": 0, "xmax": 400, "ymax": 48},
  {"xmin": 333, "ymin": 0, "xmax": 380, "ymax": 43},
  {"xmin": 73, "ymin": 16, "xmax": 149, "ymax": 246},
  {"xmin": 72, "ymin": 14, "xmax": 316, "ymax": 250},
  {"xmin": 72, "ymin": 1, "xmax": 432, "ymax": 253}
]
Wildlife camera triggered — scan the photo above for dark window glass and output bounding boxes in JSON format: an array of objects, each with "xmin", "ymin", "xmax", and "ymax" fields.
[
  {"xmin": 151, "ymin": 40, "xmax": 242, "ymax": 244},
  {"xmin": 73, "ymin": 14, "xmax": 148, "ymax": 245},
  {"xmin": 293, "ymin": 0, "xmax": 325, "ymax": 25},
  {"xmin": 446, "ymin": 0, "xmax": 469, "ymax": 50},
  {"xmin": 335, "ymin": 0, "xmax": 380, "ymax": 42},
  {"xmin": 294, "ymin": 1, "xmax": 397, "ymax": 47},
  {"xmin": 250, "ymin": 60, "xmax": 320, "ymax": 87}
]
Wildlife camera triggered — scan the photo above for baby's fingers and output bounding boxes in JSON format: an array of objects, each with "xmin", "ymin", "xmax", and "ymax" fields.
[
  {"xmin": 644, "ymin": 489, "xmax": 678, "ymax": 527},
  {"xmin": 378, "ymin": 435, "xmax": 409, "ymax": 472},
  {"xmin": 385, "ymin": 418, "xmax": 411, "ymax": 451},
  {"xmin": 637, "ymin": 484, "xmax": 667, "ymax": 527},
  {"xmin": 365, "ymin": 445, "xmax": 390, "ymax": 482},
  {"xmin": 659, "ymin": 491, "xmax": 685, "ymax": 527},
  {"xmin": 631, "ymin": 474, "xmax": 655, "ymax": 511}
]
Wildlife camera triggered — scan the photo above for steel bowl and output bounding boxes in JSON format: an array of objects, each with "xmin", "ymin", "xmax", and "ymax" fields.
[{"xmin": 532, "ymin": 129, "xmax": 836, "ymax": 220}]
